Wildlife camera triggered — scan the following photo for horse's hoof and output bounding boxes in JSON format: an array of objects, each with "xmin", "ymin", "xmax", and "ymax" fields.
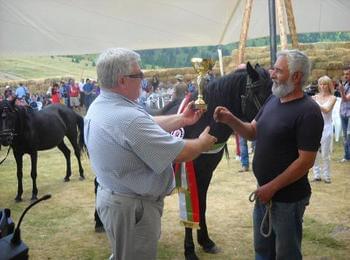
[
  {"xmin": 14, "ymin": 197, "xmax": 22, "ymax": 202},
  {"xmin": 202, "ymin": 245, "xmax": 221, "ymax": 254},
  {"xmin": 31, "ymin": 196, "xmax": 38, "ymax": 201},
  {"xmin": 185, "ymin": 253, "xmax": 199, "ymax": 260},
  {"xmin": 64, "ymin": 178, "xmax": 70, "ymax": 182},
  {"xmin": 95, "ymin": 225, "xmax": 105, "ymax": 233},
  {"xmin": 79, "ymin": 176, "xmax": 85, "ymax": 181}
]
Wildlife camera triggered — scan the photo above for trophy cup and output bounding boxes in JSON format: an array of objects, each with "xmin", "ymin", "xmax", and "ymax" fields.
[{"xmin": 191, "ymin": 58, "xmax": 215, "ymax": 110}]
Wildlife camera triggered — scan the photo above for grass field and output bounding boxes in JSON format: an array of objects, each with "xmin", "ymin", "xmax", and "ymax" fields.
[
  {"xmin": 0, "ymin": 138, "xmax": 349, "ymax": 259},
  {"xmin": 0, "ymin": 56, "xmax": 97, "ymax": 81}
]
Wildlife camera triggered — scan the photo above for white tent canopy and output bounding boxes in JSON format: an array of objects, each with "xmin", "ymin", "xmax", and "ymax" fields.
[{"xmin": 0, "ymin": 0, "xmax": 349, "ymax": 56}]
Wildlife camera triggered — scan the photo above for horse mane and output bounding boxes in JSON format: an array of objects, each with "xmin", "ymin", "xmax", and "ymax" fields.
[
  {"xmin": 182, "ymin": 69, "xmax": 248, "ymax": 142},
  {"xmin": 205, "ymin": 69, "xmax": 247, "ymax": 118}
]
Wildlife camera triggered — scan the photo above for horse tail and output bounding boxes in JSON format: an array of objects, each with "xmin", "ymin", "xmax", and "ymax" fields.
[{"xmin": 76, "ymin": 114, "xmax": 86, "ymax": 153}]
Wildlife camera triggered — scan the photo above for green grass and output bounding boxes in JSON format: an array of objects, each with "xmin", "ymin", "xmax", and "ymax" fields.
[
  {"xmin": 0, "ymin": 56, "xmax": 97, "ymax": 80},
  {"xmin": 0, "ymin": 140, "xmax": 349, "ymax": 259}
]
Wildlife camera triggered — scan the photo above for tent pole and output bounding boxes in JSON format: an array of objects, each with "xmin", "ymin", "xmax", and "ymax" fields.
[
  {"xmin": 284, "ymin": 0, "xmax": 299, "ymax": 49},
  {"xmin": 276, "ymin": 0, "xmax": 288, "ymax": 50},
  {"xmin": 268, "ymin": 0, "xmax": 277, "ymax": 67},
  {"xmin": 217, "ymin": 46, "xmax": 224, "ymax": 76},
  {"xmin": 237, "ymin": 0, "xmax": 253, "ymax": 65}
]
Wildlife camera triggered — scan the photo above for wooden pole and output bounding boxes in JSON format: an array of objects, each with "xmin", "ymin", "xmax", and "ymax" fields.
[
  {"xmin": 276, "ymin": 0, "xmax": 288, "ymax": 50},
  {"xmin": 284, "ymin": 0, "xmax": 299, "ymax": 49},
  {"xmin": 269, "ymin": 0, "xmax": 277, "ymax": 66},
  {"xmin": 237, "ymin": 0, "xmax": 253, "ymax": 64}
]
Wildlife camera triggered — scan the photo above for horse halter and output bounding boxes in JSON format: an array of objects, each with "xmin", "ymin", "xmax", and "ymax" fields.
[
  {"xmin": 240, "ymin": 74, "xmax": 265, "ymax": 116},
  {"xmin": 0, "ymin": 105, "xmax": 17, "ymax": 141}
]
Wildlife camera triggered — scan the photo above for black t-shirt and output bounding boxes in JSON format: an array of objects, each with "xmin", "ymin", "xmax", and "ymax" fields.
[{"xmin": 253, "ymin": 94, "xmax": 324, "ymax": 202}]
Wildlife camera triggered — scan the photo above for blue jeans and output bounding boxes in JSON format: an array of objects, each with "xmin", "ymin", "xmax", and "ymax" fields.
[
  {"xmin": 340, "ymin": 115, "xmax": 350, "ymax": 160},
  {"xmin": 239, "ymin": 136, "xmax": 249, "ymax": 168},
  {"xmin": 253, "ymin": 195, "xmax": 310, "ymax": 260}
]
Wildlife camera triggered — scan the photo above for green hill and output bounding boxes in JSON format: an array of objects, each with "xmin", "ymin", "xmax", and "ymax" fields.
[{"xmin": 0, "ymin": 56, "xmax": 97, "ymax": 81}]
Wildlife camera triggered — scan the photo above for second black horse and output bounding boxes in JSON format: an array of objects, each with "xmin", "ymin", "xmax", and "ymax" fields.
[{"xmin": 0, "ymin": 100, "xmax": 85, "ymax": 201}]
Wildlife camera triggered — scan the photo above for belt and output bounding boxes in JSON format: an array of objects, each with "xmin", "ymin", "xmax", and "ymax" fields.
[{"xmin": 98, "ymin": 185, "xmax": 163, "ymax": 202}]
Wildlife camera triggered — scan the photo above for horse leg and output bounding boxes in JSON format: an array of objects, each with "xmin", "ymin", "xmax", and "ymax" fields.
[
  {"xmin": 72, "ymin": 140, "xmax": 85, "ymax": 180},
  {"xmin": 196, "ymin": 180, "xmax": 219, "ymax": 253},
  {"xmin": 29, "ymin": 151, "xmax": 38, "ymax": 201},
  {"xmin": 184, "ymin": 227, "xmax": 198, "ymax": 260},
  {"xmin": 67, "ymin": 131, "xmax": 85, "ymax": 180},
  {"xmin": 195, "ymin": 156, "xmax": 221, "ymax": 254},
  {"xmin": 94, "ymin": 178, "xmax": 104, "ymax": 232},
  {"xmin": 13, "ymin": 150, "xmax": 24, "ymax": 202},
  {"xmin": 57, "ymin": 141, "xmax": 72, "ymax": 182}
]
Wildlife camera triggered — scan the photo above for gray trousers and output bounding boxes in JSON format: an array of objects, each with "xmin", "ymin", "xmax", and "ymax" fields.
[{"xmin": 96, "ymin": 187, "xmax": 164, "ymax": 260}]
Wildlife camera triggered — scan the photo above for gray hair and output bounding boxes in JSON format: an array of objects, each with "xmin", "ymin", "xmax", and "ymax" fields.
[
  {"xmin": 96, "ymin": 48, "xmax": 141, "ymax": 89},
  {"xmin": 277, "ymin": 49, "xmax": 311, "ymax": 88}
]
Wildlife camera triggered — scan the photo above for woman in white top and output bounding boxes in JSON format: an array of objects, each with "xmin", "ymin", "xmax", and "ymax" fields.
[{"xmin": 312, "ymin": 76, "xmax": 337, "ymax": 183}]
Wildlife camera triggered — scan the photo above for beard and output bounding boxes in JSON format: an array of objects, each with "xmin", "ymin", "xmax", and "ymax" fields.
[{"xmin": 272, "ymin": 79, "xmax": 295, "ymax": 98}]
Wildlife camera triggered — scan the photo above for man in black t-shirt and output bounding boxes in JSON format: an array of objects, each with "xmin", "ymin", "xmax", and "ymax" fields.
[{"xmin": 214, "ymin": 50, "xmax": 323, "ymax": 260}]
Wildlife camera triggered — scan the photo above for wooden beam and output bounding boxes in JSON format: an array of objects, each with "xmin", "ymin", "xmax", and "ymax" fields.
[
  {"xmin": 284, "ymin": 0, "xmax": 299, "ymax": 49},
  {"xmin": 237, "ymin": 0, "xmax": 253, "ymax": 64},
  {"xmin": 276, "ymin": 0, "xmax": 288, "ymax": 50}
]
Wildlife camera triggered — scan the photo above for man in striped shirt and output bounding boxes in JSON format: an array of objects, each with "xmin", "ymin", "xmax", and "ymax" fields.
[{"xmin": 84, "ymin": 48, "xmax": 217, "ymax": 260}]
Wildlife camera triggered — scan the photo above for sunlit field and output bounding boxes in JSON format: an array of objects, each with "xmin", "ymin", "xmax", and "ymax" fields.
[{"xmin": 0, "ymin": 138, "xmax": 349, "ymax": 259}]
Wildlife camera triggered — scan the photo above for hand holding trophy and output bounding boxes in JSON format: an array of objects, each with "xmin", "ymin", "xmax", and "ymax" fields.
[{"xmin": 191, "ymin": 58, "xmax": 215, "ymax": 111}]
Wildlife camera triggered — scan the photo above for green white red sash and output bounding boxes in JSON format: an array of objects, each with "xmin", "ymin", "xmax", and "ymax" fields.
[
  {"xmin": 173, "ymin": 161, "xmax": 200, "ymax": 229},
  {"xmin": 171, "ymin": 94, "xmax": 225, "ymax": 229}
]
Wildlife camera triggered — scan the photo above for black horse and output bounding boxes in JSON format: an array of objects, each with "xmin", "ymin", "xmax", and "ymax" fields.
[
  {"xmin": 0, "ymin": 100, "xmax": 85, "ymax": 201},
  {"xmin": 161, "ymin": 62, "xmax": 272, "ymax": 259}
]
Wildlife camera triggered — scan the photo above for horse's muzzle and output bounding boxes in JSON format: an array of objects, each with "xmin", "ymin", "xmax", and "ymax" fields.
[{"xmin": 0, "ymin": 130, "xmax": 15, "ymax": 146}]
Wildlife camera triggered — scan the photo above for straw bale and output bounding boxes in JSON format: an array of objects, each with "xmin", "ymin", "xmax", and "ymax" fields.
[{"xmin": 311, "ymin": 69, "xmax": 327, "ymax": 80}]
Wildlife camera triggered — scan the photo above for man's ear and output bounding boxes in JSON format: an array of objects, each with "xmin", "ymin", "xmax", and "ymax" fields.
[
  {"xmin": 118, "ymin": 75, "xmax": 126, "ymax": 87},
  {"xmin": 292, "ymin": 71, "xmax": 302, "ymax": 83}
]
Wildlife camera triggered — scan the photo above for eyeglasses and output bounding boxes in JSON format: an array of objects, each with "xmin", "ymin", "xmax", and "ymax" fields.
[{"xmin": 124, "ymin": 72, "xmax": 144, "ymax": 79}]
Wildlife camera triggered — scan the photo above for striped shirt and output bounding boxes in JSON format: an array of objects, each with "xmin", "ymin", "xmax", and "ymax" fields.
[
  {"xmin": 340, "ymin": 82, "xmax": 350, "ymax": 117},
  {"xmin": 84, "ymin": 89, "xmax": 185, "ymax": 199}
]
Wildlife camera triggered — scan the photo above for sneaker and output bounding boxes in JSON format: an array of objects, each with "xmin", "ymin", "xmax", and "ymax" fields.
[
  {"xmin": 324, "ymin": 179, "xmax": 332, "ymax": 184},
  {"xmin": 340, "ymin": 158, "xmax": 350, "ymax": 163},
  {"xmin": 238, "ymin": 167, "xmax": 249, "ymax": 172},
  {"xmin": 311, "ymin": 177, "xmax": 321, "ymax": 182}
]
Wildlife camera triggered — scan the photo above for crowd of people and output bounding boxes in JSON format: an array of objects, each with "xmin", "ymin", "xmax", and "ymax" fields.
[{"xmin": 0, "ymin": 78, "xmax": 101, "ymax": 112}]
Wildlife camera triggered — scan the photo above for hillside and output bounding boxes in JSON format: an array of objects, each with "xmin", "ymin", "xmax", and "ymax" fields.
[{"xmin": 0, "ymin": 56, "xmax": 97, "ymax": 81}]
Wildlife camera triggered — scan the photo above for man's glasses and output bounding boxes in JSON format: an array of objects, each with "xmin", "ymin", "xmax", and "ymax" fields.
[{"xmin": 124, "ymin": 72, "xmax": 144, "ymax": 79}]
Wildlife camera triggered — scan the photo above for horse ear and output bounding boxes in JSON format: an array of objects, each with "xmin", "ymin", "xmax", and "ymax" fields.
[{"xmin": 246, "ymin": 62, "xmax": 259, "ymax": 81}]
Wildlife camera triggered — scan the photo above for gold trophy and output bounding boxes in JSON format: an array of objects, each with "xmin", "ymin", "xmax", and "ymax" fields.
[{"xmin": 191, "ymin": 58, "xmax": 215, "ymax": 110}]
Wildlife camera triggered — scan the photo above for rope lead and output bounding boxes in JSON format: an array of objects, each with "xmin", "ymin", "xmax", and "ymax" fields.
[{"xmin": 249, "ymin": 191, "xmax": 272, "ymax": 238}]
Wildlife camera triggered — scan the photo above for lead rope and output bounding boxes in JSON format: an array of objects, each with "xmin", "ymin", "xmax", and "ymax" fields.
[
  {"xmin": 0, "ymin": 145, "xmax": 11, "ymax": 165},
  {"xmin": 249, "ymin": 190, "xmax": 272, "ymax": 238}
]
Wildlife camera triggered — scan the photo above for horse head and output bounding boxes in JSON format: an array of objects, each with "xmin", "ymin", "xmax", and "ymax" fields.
[
  {"xmin": 241, "ymin": 62, "xmax": 272, "ymax": 122},
  {"xmin": 0, "ymin": 99, "xmax": 18, "ymax": 146}
]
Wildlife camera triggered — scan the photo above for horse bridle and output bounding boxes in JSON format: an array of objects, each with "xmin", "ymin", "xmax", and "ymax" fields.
[
  {"xmin": 0, "ymin": 105, "xmax": 17, "ymax": 165},
  {"xmin": 0, "ymin": 105, "xmax": 17, "ymax": 138},
  {"xmin": 240, "ymin": 74, "xmax": 265, "ymax": 115}
]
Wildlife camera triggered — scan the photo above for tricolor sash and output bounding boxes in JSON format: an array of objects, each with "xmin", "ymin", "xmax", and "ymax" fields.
[
  {"xmin": 174, "ymin": 161, "xmax": 200, "ymax": 229},
  {"xmin": 171, "ymin": 95, "xmax": 226, "ymax": 229}
]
